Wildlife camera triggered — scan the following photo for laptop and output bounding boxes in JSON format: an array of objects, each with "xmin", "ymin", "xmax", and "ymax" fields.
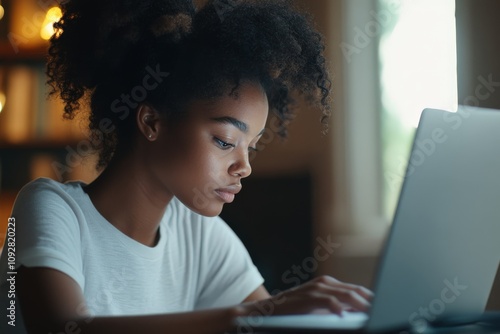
[{"xmin": 235, "ymin": 106, "xmax": 500, "ymax": 333}]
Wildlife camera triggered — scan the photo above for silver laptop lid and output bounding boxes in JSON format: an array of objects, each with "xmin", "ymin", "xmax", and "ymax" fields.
[{"xmin": 368, "ymin": 106, "xmax": 500, "ymax": 332}]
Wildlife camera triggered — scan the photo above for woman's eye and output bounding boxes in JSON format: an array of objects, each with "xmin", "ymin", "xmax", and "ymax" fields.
[{"xmin": 214, "ymin": 137, "xmax": 234, "ymax": 149}]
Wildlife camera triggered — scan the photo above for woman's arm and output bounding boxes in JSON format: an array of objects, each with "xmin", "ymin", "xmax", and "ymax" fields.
[
  {"xmin": 18, "ymin": 266, "xmax": 242, "ymax": 334},
  {"xmin": 242, "ymin": 285, "xmax": 271, "ymax": 302},
  {"xmin": 18, "ymin": 266, "xmax": 372, "ymax": 334}
]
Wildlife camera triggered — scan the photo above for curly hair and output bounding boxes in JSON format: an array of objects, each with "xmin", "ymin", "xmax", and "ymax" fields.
[{"xmin": 47, "ymin": 0, "xmax": 331, "ymax": 169}]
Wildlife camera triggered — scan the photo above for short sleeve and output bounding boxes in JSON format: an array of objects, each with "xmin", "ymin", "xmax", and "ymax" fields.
[
  {"xmin": 11, "ymin": 178, "xmax": 85, "ymax": 288},
  {"xmin": 195, "ymin": 216, "xmax": 264, "ymax": 309}
]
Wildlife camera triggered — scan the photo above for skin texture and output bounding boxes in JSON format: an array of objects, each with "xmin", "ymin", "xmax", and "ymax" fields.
[{"xmin": 17, "ymin": 83, "xmax": 374, "ymax": 334}]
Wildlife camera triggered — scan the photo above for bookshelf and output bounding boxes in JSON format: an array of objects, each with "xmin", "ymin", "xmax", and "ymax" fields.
[{"xmin": 0, "ymin": 0, "xmax": 99, "ymax": 247}]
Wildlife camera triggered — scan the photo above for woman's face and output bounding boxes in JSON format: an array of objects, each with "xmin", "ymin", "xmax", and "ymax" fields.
[{"xmin": 150, "ymin": 82, "xmax": 268, "ymax": 216}]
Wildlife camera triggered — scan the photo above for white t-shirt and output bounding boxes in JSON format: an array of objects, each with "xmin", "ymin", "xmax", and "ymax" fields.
[{"xmin": 0, "ymin": 178, "xmax": 263, "ymax": 333}]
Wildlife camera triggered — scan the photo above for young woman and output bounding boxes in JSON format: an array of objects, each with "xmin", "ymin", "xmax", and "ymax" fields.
[{"xmin": 0, "ymin": 0, "xmax": 373, "ymax": 333}]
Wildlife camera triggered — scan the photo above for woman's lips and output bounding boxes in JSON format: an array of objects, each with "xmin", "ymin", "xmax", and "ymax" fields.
[
  {"xmin": 214, "ymin": 190, "xmax": 235, "ymax": 203},
  {"xmin": 214, "ymin": 185, "xmax": 241, "ymax": 203}
]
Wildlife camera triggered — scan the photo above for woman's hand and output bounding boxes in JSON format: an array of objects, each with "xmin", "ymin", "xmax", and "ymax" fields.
[{"xmin": 240, "ymin": 275, "xmax": 374, "ymax": 316}]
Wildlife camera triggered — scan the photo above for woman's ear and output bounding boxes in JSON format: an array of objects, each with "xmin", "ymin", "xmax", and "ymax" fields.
[{"xmin": 136, "ymin": 104, "xmax": 161, "ymax": 141}]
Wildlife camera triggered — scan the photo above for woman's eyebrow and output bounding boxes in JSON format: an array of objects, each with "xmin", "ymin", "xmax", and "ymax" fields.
[{"xmin": 210, "ymin": 116, "xmax": 248, "ymax": 133}]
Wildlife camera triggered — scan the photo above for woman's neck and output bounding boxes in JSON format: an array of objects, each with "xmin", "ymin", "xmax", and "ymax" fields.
[{"xmin": 84, "ymin": 155, "xmax": 173, "ymax": 247}]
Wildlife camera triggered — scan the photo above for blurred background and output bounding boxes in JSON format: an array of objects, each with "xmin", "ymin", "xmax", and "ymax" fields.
[{"xmin": 0, "ymin": 0, "xmax": 499, "ymax": 309}]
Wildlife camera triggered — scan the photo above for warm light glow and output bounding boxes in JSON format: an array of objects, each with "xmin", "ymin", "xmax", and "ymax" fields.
[
  {"xmin": 0, "ymin": 92, "xmax": 5, "ymax": 113},
  {"xmin": 47, "ymin": 6, "xmax": 62, "ymax": 22},
  {"xmin": 0, "ymin": 5, "xmax": 5, "ymax": 20},
  {"xmin": 40, "ymin": 7, "xmax": 62, "ymax": 40}
]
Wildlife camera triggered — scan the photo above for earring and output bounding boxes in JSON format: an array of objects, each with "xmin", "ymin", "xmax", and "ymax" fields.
[{"xmin": 148, "ymin": 134, "xmax": 152, "ymax": 139}]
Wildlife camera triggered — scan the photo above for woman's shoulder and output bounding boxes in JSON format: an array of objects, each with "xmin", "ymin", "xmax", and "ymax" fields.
[
  {"xmin": 13, "ymin": 177, "xmax": 86, "ymax": 212},
  {"xmin": 18, "ymin": 177, "xmax": 83, "ymax": 192}
]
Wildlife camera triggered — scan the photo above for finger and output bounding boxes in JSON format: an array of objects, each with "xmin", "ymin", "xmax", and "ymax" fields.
[
  {"xmin": 309, "ymin": 293, "xmax": 345, "ymax": 315},
  {"xmin": 340, "ymin": 303, "xmax": 356, "ymax": 312},
  {"xmin": 329, "ymin": 287, "xmax": 371, "ymax": 312},
  {"xmin": 271, "ymin": 292, "xmax": 345, "ymax": 316},
  {"xmin": 339, "ymin": 283, "xmax": 374, "ymax": 301},
  {"xmin": 313, "ymin": 276, "xmax": 374, "ymax": 301},
  {"xmin": 309, "ymin": 282, "xmax": 371, "ymax": 312}
]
